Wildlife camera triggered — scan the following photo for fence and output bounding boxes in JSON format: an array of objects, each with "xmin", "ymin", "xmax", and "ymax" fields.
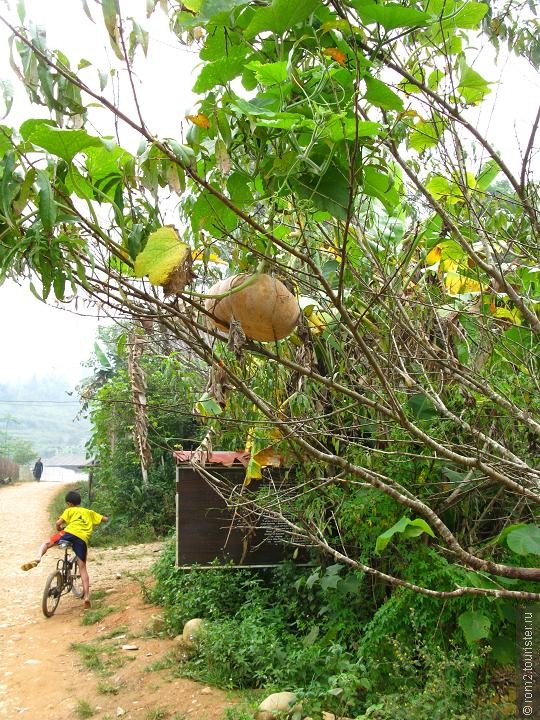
[{"xmin": 0, "ymin": 456, "xmax": 19, "ymax": 482}]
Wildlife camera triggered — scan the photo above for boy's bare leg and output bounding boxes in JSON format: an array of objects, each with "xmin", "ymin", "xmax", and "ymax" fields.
[
  {"xmin": 21, "ymin": 541, "xmax": 53, "ymax": 570},
  {"xmin": 78, "ymin": 559, "xmax": 91, "ymax": 606}
]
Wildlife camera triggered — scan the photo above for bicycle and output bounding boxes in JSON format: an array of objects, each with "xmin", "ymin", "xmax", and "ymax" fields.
[{"xmin": 42, "ymin": 541, "xmax": 84, "ymax": 617}]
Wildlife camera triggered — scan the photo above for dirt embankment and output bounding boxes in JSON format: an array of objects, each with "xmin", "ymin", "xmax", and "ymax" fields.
[{"xmin": 0, "ymin": 480, "xmax": 234, "ymax": 720}]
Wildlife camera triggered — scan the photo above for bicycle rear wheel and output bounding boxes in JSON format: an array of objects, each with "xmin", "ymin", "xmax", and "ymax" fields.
[
  {"xmin": 70, "ymin": 559, "xmax": 84, "ymax": 599},
  {"xmin": 42, "ymin": 571, "xmax": 62, "ymax": 617}
]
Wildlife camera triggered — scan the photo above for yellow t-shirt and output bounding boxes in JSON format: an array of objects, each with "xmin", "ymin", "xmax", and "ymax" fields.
[{"xmin": 60, "ymin": 506, "xmax": 104, "ymax": 544}]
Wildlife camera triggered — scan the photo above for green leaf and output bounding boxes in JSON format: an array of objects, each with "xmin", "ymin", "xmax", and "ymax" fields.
[
  {"xmin": 254, "ymin": 112, "xmax": 314, "ymax": 131},
  {"xmin": 407, "ymin": 393, "xmax": 438, "ymax": 419},
  {"xmin": 80, "ymin": 0, "xmax": 95, "ymax": 23},
  {"xmin": 230, "ymin": 95, "xmax": 279, "ymax": 117},
  {"xmin": 245, "ymin": 456, "xmax": 262, "ymax": 483},
  {"xmin": 302, "ymin": 625, "xmax": 320, "ymax": 645},
  {"xmin": 364, "ymin": 75, "xmax": 403, "ymax": 111},
  {"xmin": 0, "ymin": 125, "xmax": 13, "ymax": 159},
  {"xmin": 200, "ymin": 0, "xmax": 249, "ymax": 18},
  {"xmin": 294, "ymin": 164, "xmax": 350, "ymax": 220},
  {"xmin": 192, "ymin": 190, "xmax": 238, "ymax": 236},
  {"xmin": 227, "ymin": 172, "xmax": 253, "ymax": 207},
  {"xmin": 85, "ymin": 144, "xmax": 133, "ymax": 185},
  {"xmin": 194, "ymin": 392, "xmax": 223, "ymax": 417},
  {"xmin": 490, "ymin": 636, "xmax": 516, "ymax": 665},
  {"xmin": 426, "ymin": 175, "xmax": 459, "ymax": 201},
  {"xmin": 93, "ymin": 341, "xmax": 112, "ymax": 369},
  {"xmin": 102, "ymin": 0, "xmax": 123, "ymax": 60},
  {"xmin": 20, "ymin": 119, "xmax": 102, "ymax": 161},
  {"xmin": 476, "ymin": 159, "xmax": 500, "ymax": 191},
  {"xmin": 457, "ymin": 63, "xmax": 491, "ymax": 105},
  {"xmin": 244, "ymin": 0, "xmax": 320, "ymax": 38},
  {"xmin": 134, "ymin": 226, "xmax": 191, "ymax": 287},
  {"xmin": 36, "ymin": 169, "xmax": 56, "ymax": 233},
  {"xmin": 66, "ymin": 166, "xmax": 95, "ymax": 200},
  {"xmin": 193, "ymin": 47, "xmax": 247, "ymax": 93},
  {"xmin": 408, "ymin": 116, "xmax": 445, "ymax": 153},
  {"xmin": 322, "ymin": 117, "xmax": 381, "ymax": 143},
  {"xmin": 245, "ymin": 60, "xmax": 288, "ymax": 85},
  {"xmin": 0, "ymin": 79, "xmax": 13, "ymax": 118},
  {"xmin": 353, "ymin": 2, "xmax": 429, "ymax": 30},
  {"xmin": 506, "ymin": 525, "xmax": 540, "ymax": 556},
  {"xmin": 449, "ymin": 2, "xmax": 488, "ymax": 29},
  {"xmin": 375, "ymin": 516, "xmax": 435, "ymax": 553},
  {"xmin": 362, "ymin": 167, "xmax": 400, "ymax": 211},
  {"xmin": 458, "ymin": 611, "xmax": 491, "ymax": 643},
  {"xmin": 53, "ymin": 270, "xmax": 66, "ymax": 300}
]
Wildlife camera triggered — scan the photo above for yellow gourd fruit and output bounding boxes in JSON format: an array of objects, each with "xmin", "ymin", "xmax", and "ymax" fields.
[{"xmin": 205, "ymin": 274, "xmax": 300, "ymax": 342}]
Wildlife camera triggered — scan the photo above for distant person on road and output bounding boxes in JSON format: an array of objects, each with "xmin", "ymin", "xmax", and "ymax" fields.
[
  {"xmin": 32, "ymin": 458, "xmax": 43, "ymax": 482},
  {"xmin": 21, "ymin": 490, "xmax": 108, "ymax": 609}
]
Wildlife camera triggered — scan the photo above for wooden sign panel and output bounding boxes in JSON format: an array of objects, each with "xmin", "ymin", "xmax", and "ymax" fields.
[{"xmin": 176, "ymin": 464, "xmax": 308, "ymax": 567}]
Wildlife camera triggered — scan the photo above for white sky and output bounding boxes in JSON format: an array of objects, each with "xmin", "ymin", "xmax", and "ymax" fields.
[
  {"xmin": 0, "ymin": 0, "xmax": 198, "ymax": 384},
  {"xmin": 0, "ymin": 1, "xmax": 538, "ymax": 384}
]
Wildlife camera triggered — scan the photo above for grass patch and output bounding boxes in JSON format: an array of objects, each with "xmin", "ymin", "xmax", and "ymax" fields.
[
  {"xmin": 71, "ymin": 641, "xmax": 129, "ymax": 677},
  {"xmin": 145, "ymin": 709, "xmax": 169, "ymax": 720},
  {"xmin": 97, "ymin": 680, "xmax": 124, "ymax": 695},
  {"xmin": 145, "ymin": 652, "xmax": 177, "ymax": 673},
  {"xmin": 75, "ymin": 699, "xmax": 95, "ymax": 718},
  {"xmin": 81, "ymin": 605, "xmax": 116, "ymax": 625}
]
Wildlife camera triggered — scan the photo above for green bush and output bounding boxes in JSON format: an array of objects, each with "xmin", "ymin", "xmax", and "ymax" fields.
[{"xmin": 151, "ymin": 540, "xmax": 512, "ymax": 718}]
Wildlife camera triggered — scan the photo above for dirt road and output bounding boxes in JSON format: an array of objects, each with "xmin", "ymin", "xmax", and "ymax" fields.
[{"xmin": 0, "ymin": 479, "xmax": 234, "ymax": 720}]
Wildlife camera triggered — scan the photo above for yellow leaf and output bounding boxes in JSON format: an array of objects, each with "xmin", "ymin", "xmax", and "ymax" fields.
[
  {"xmin": 307, "ymin": 312, "xmax": 328, "ymax": 335},
  {"xmin": 192, "ymin": 249, "xmax": 227, "ymax": 264},
  {"xmin": 444, "ymin": 271, "xmax": 482, "ymax": 295},
  {"xmin": 323, "ymin": 48, "xmax": 347, "ymax": 65},
  {"xmin": 253, "ymin": 447, "xmax": 281, "ymax": 467},
  {"xmin": 425, "ymin": 245, "xmax": 442, "ymax": 265},
  {"xmin": 244, "ymin": 457, "xmax": 262, "ymax": 486},
  {"xmin": 491, "ymin": 306, "xmax": 522, "ymax": 325},
  {"xmin": 134, "ymin": 226, "xmax": 192, "ymax": 292},
  {"xmin": 186, "ymin": 113, "xmax": 210, "ymax": 129}
]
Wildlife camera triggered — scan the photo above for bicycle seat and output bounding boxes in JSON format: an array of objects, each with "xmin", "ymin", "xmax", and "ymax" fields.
[{"xmin": 58, "ymin": 541, "xmax": 74, "ymax": 549}]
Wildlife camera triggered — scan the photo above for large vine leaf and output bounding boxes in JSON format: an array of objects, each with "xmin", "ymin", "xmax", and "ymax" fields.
[
  {"xmin": 20, "ymin": 119, "xmax": 102, "ymax": 161},
  {"xmin": 134, "ymin": 226, "xmax": 193, "ymax": 294},
  {"xmin": 506, "ymin": 525, "xmax": 540, "ymax": 556},
  {"xmin": 362, "ymin": 167, "xmax": 400, "ymax": 211},
  {"xmin": 364, "ymin": 75, "xmax": 404, "ymax": 111},
  {"xmin": 375, "ymin": 516, "xmax": 435, "ymax": 553},
  {"xmin": 193, "ymin": 47, "xmax": 247, "ymax": 93},
  {"xmin": 458, "ymin": 611, "xmax": 491, "ymax": 643},
  {"xmin": 294, "ymin": 164, "xmax": 350, "ymax": 220},
  {"xmin": 457, "ymin": 63, "xmax": 491, "ymax": 105},
  {"xmin": 244, "ymin": 0, "xmax": 320, "ymax": 38},
  {"xmin": 353, "ymin": 2, "xmax": 430, "ymax": 30},
  {"xmin": 200, "ymin": 0, "xmax": 250, "ymax": 20}
]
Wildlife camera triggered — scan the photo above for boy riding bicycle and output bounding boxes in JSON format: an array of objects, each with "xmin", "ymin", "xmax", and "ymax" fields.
[{"xmin": 22, "ymin": 490, "xmax": 108, "ymax": 608}]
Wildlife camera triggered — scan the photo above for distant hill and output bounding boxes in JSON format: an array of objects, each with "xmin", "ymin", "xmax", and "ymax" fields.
[{"xmin": 0, "ymin": 375, "xmax": 90, "ymax": 459}]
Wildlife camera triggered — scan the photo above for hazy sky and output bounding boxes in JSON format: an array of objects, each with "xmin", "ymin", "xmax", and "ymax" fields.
[
  {"xmin": 0, "ymin": 0, "xmax": 197, "ymax": 385},
  {"xmin": 0, "ymin": 1, "xmax": 538, "ymax": 385}
]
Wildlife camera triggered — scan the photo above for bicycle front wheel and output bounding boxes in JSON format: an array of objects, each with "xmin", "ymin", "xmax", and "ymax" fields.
[
  {"xmin": 42, "ymin": 571, "xmax": 62, "ymax": 617},
  {"xmin": 70, "ymin": 559, "xmax": 84, "ymax": 599}
]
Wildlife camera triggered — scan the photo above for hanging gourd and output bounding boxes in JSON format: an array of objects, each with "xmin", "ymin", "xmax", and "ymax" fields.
[{"xmin": 205, "ymin": 273, "xmax": 300, "ymax": 342}]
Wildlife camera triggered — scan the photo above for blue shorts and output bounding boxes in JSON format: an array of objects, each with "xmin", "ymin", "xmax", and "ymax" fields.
[{"xmin": 49, "ymin": 531, "xmax": 88, "ymax": 562}]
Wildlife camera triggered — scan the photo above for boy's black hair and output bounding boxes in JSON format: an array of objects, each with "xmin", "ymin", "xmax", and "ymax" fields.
[{"xmin": 65, "ymin": 490, "xmax": 82, "ymax": 506}]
